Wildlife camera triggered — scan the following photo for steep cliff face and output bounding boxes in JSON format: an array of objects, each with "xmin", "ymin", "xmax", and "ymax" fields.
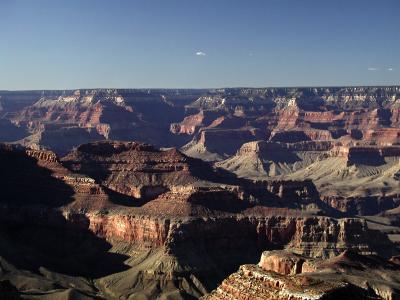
[
  {"xmin": 217, "ymin": 140, "xmax": 327, "ymax": 177},
  {"xmin": 258, "ymin": 250, "xmax": 315, "ymax": 275},
  {"xmin": 2, "ymin": 87, "xmax": 400, "ymax": 154},
  {"xmin": 84, "ymin": 213, "xmax": 170, "ymax": 246},
  {"xmin": 2, "ymin": 89, "xmax": 195, "ymax": 155},
  {"xmin": 175, "ymin": 88, "xmax": 400, "ymax": 180},
  {"xmin": 1, "ymin": 86, "xmax": 400, "ymax": 300},
  {"xmin": 182, "ymin": 127, "xmax": 266, "ymax": 160},
  {"xmin": 286, "ymin": 217, "xmax": 395, "ymax": 257},
  {"xmin": 1, "ymin": 141, "xmax": 398, "ymax": 299},
  {"xmin": 205, "ymin": 264, "xmax": 360, "ymax": 300},
  {"xmin": 217, "ymin": 139, "xmax": 400, "ymax": 214},
  {"xmin": 170, "ymin": 110, "xmax": 223, "ymax": 135},
  {"xmin": 49, "ymin": 211, "xmax": 398, "ymax": 298},
  {"xmin": 206, "ymin": 250, "xmax": 400, "ymax": 300},
  {"xmin": 321, "ymin": 196, "xmax": 400, "ymax": 215}
]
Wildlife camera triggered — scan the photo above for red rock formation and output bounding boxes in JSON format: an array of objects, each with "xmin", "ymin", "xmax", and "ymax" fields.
[
  {"xmin": 275, "ymin": 99, "xmax": 301, "ymax": 130},
  {"xmin": 363, "ymin": 128, "xmax": 400, "ymax": 145},
  {"xmin": 391, "ymin": 107, "xmax": 400, "ymax": 127},
  {"xmin": 62, "ymin": 141, "xmax": 213, "ymax": 199},
  {"xmin": 85, "ymin": 213, "xmax": 170, "ymax": 246},
  {"xmin": 1, "ymin": 141, "xmax": 399, "ymax": 299},
  {"xmin": 25, "ymin": 148, "xmax": 58, "ymax": 162},
  {"xmin": 205, "ymin": 264, "xmax": 361, "ymax": 300},
  {"xmin": 185, "ymin": 127, "xmax": 266, "ymax": 157},
  {"xmin": 258, "ymin": 251, "xmax": 309, "ymax": 275},
  {"xmin": 170, "ymin": 111, "xmax": 206, "ymax": 135},
  {"xmin": 303, "ymin": 111, "xmax": 342, "ymax": 123},
  {"xmin": 320, "ymin": 196, "xmax": 399, "ymax": 215},
  {"xmin": 2, "ymin": 87, "xmax": 400, "ymax": 156},
  {"xmin": 206, "ymin": 250, "xmax": 400, "ymax": 300}
]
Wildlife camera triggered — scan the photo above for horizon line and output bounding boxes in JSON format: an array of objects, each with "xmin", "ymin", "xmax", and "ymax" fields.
[{"xmin": 1, "ymin": 84, "xmax": 400, "ymax": 92}]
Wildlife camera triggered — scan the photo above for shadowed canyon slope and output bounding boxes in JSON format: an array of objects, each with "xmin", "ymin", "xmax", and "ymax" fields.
[
  {"xmin": 2, "ymin": 87, "xmax": 400, "ymax": 212},
  {"xmin": 0, "ymin": 87, "xmax": 400, "ymax": 299},
  {"xmin": 0, "ymin": 141, "xmax": 399, "ymax": 299}
]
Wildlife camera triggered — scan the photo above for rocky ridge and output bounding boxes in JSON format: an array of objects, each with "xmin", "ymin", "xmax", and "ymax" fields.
[
  {"xmin": 205, "ymin": 250, "xmax": 400, "ymax": 300},
  {"xmin": 1, "ymin": 86, "xmax": 400, "ymax": 299},
  {"xmin": 0, "ymin": 141, "xmax": 398, "ymax": 299}
]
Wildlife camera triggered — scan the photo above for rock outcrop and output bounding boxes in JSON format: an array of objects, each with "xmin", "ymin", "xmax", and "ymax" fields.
[
  {"xmin": 2, "ymin": 88, "xmax": 400, "ymax": 213},
  {"xmin": 205, "ymin": 250, "xmax": 400, "ymax": 300},
  {"xmin": 61, "ymin": 140, "xmax": 218, "ymax": 201},
  {"xmin": 1, "ymin": 85, "xmax": 400, "ymax": 300},
  {"xmin": 0, "ymin": 141, "xmax": 398, "ymax": 299}
]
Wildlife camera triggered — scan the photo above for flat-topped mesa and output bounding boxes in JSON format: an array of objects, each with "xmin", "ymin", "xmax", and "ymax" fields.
[
  {"xmin": 64, "ymin": 141, "xmax": 192, "ymax": 170},
  {"xmin": 154, "ymin": 185, "xmax": 247, "ymax": 210},
  {"xmin": 270, "ymin": 129, "xmax": 334, "ymax": 142},
  {"xmin": 330, "ymin": 145, "xmax": 400, "ymax": 166},
  {"xmin": 285, "ymin": 140, "xmax": 334, "ymax": 151},
  {"xmin": 182, "ymin": 127, "xmax": 265, "ymax": 160},
  {"xmin": 62, "ymin": 140, "xmax": 215, "ymax": 199},
  {"xmin": 13, "ymin": 90, "xmax": 133, "ymax": 128},
  {"xmin": 237, "ymin": 140, "xmax": 333, "ymax": 156},
  {"xmin": 187, "ymin": 95, "xmax": 266, "ymax": 110},
  {"xmin": 74, "ymin": 140, "xmax": 157, "ymax": 157},
  {"xmin": 258, "ymin": 250, "xmax": 315, "ymax": 275},
  {"xmin": 34, "ymin": 89, "xmax": 129, "ymax": 107}
]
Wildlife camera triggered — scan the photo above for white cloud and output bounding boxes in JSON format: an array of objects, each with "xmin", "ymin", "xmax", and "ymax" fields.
[
  {"xmin": 196, "ymin": 51, "xmax": 206, "ymax": 56},
  {"xmin": 388, "ymin": 67, "xmax": 394, "ymax": 71},
  {"xmin": 368, "ymin": 67, "xmax": 379, "ymax": 71}
]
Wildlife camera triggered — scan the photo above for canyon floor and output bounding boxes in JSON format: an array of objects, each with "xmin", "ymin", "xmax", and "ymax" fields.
[{"xmin": 0, "ymin": 87, "xmax": 400, "ymax": 299}]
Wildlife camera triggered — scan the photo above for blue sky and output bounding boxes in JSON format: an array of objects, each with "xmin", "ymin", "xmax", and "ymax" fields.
[{"xmin": 0, "ymin": 0, "xmax": 399, "ymax": 89}]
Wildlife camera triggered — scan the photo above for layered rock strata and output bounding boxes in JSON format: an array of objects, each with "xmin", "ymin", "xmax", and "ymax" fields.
[
  {"xmin": 205, "ymin": 250, "xmax": 400, "ymax": 300},
  {"xmin": 0, "ymin": 142, "xmax": 398, "ymax": 299}
]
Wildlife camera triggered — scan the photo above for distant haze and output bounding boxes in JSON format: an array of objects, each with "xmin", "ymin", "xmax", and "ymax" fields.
[{"xmin": 1, "ymin": 0, "xmax": 399, "ymax": 89}]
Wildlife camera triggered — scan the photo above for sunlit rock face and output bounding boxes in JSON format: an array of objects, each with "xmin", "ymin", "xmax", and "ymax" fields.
[
  {"xmin": 0, "ymin": 141, "xmax": 398, "ymax": 299},
  {"xmin": 1, "ymin": 87, "xmax": 400, "ymax": 156},
  {"xmin": 0, "ymin": 86, "xmax": 400, "ymax": 299},
  {"xmin": 205, "ymin": 250, "xmax": 400, "ymax": 300}
]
